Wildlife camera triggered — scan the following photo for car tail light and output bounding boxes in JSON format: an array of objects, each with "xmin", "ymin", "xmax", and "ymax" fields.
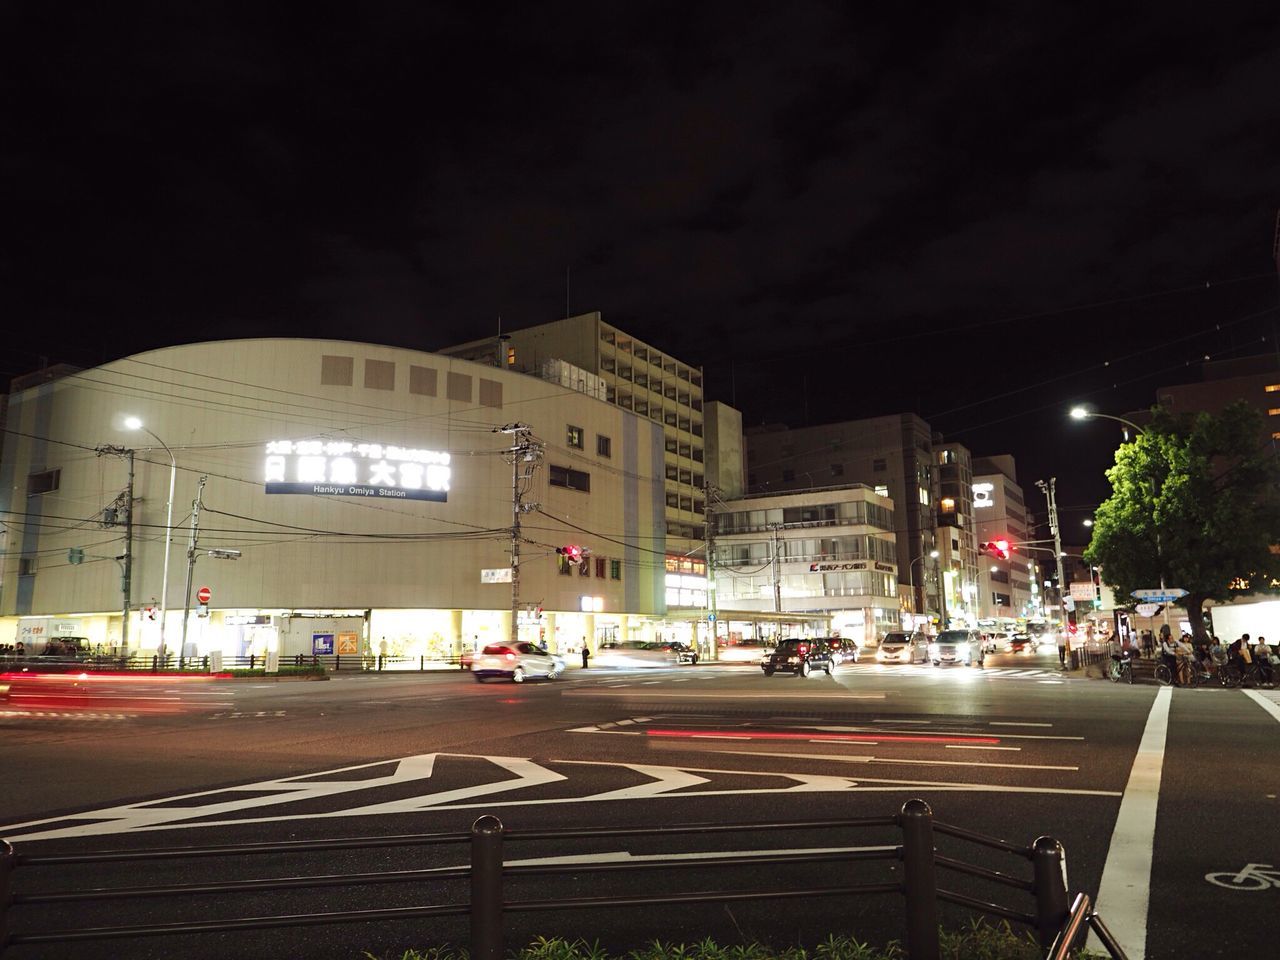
[
  {"xmin": 505, "ymin": 653, "xmax": 516, "ymax": 661},
  {"xmin": 799, "ymin": 646, "xmax": 807, "ymax": 654}
]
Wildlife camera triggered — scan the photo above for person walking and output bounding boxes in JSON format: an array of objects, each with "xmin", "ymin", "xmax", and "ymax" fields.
[
  {"xmin": 1057, "ymin": 631, "xmax": 1069, "ymax": 669},
  {"xmin": 580, "ymin": 642, "xmax": 590, "ymax": 669}
]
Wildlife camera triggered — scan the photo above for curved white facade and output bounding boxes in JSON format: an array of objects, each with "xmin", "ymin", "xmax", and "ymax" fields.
[{"xmin": 0, "ymin": 339, "xmax": 668, "ymax": 658}]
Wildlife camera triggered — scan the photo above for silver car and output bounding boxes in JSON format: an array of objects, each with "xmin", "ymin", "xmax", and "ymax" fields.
[
  {"xmin": 929, "ymin": 629, "xmax": 985, "ymax": 667},
  {"xmin": 876, "ymin": 632, "xmax": 930, "ymax": 664},
  {"xmin": 471, "ymin": 642, "xmax": 565, "ymax": 683}
]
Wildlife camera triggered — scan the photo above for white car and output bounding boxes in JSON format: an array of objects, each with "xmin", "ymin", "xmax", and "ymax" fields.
[
  {"xmin": 471, "ymin": 642, "xmax": 565, "ymax": 683},
  {"xmin": 717, "ymin": 643, "xmax": 770, "ymax": 663},
  {"xmin": 594, "ymin": 641, "xmax": 679, "ymax": 668}
]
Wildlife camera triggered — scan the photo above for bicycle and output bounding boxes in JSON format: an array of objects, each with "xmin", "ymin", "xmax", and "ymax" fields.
[
  {"xmin": 1154, "ymin": 657, "xmax": 1217, "ymax": 687},
  {"xmin": 1108, "ymin": 653, "xmax": 1136, "ymax": 684},
  {"xmin": 1220, "ymin": 660, "xmax": 1278, "ymax": 689}
]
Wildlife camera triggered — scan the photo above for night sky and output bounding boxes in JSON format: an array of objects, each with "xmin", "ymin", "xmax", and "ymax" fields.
[{"xmin": 4, "ymin": 2, "xmax": 1279, "ymax": 526}]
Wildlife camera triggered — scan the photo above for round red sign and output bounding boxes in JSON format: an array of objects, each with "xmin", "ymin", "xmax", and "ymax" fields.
[{"xmin": 196, "ymin": 586, "xmax": 212, "ymax": 604}]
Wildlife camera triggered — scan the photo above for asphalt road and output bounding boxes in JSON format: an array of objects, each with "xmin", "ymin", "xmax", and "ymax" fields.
[{"xmin": 2, "ymin": 652, "xmax": 1277, "ymax": 960}]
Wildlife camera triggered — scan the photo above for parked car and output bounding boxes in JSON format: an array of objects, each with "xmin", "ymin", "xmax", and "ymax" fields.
[
  {"xmin": 594, "ymin": 641, "xmax": 679, "ymax": 668},
  {"xmin": 929, "ymin": 629, "xmax": 985, "ymax": 667},
  {"xmin": 761, "ymin": 637, "xmax": 833, "ymax": 677},
  {"xmin": 650, "ymin": 640, "xmax": 699, "ymax": 664},
  {"xmin": 821, "ymin": 637, "xmax": 860, "ymax": 665},
  {"xmin": 471, "ymin": 642, "xmax": 565, "ymax": 683},
  {"xmin": 876, "ymin": 632, "xmax": 930, "ymax": 664}
]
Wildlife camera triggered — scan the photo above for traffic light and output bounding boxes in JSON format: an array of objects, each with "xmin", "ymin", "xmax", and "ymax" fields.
[
  {"xmin": 980, "ymin": 539, "xmax": 1011, "ymax": 560},
  {"xmin": 556, "ymin": 544, "xmax": 583, "ymax": 563}
]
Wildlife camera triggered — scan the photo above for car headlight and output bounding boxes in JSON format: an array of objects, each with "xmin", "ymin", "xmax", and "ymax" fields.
[{"xmin": 956, "ymin": 642, "xmax": 969, "ymax": 656}]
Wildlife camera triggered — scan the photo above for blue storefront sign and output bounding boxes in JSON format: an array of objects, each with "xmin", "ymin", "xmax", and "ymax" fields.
[{"xmin": 312, "ymin": 633, "xmax": 335, "ymax": 655}]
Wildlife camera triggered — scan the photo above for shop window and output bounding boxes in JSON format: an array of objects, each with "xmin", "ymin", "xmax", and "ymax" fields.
[
  {"xmin": 597, "ymin": 434, "xmax": 612, "ymax": 458},
  {"xmin": 610, "ymin": 559, "xmax": 622, "ymax": 580},
  {"xmin": 567, "ymin": 425, "xmax": 584, "ymax": 449},
  {"xmin": 27, "ymin": 469, "xmax": 60, "ymax": 496}
]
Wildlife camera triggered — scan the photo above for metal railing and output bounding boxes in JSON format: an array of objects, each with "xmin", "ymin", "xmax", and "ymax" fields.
[
  {"xmin": 0, "ymin": 799, "xmax": 1126, "ymax": 960},
  {"xmin": 0, "ymin": 652, "xmax": 470, "ymax": 674}
]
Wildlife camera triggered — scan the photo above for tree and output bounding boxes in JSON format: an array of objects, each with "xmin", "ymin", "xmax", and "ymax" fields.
[{"xmin": 1084, "ymin": 402, "xmax": 1280, "ymax": 641}]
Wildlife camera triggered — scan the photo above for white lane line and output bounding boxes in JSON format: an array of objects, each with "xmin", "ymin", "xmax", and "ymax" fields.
[
  {"xmin": 1242, "ymin": 689, "xmax": 1280, "ymax": 724},
  {"xmin": 1089, "ymin": 686, "xmax": 1171, "ymax": 960},
  {"xmin": 565, "ymin": 690, "xmax": 887, "ymax": 700},
  {"xmin": 990, "ymin": 721, "xmax": 1052, "ymax": 727},
  {"xmin": 945, "ymin": 744, "xmax": 1020, "ymax": 752},
  {"xmin": 641, "ymin": 681, "xmax": 662, "ymax": 685},
  {"xmin": 872, "ymin": 719, "xmax": 930, "ymax": 724}
]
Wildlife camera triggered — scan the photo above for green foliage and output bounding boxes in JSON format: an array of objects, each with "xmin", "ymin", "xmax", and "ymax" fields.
[
  {"xmin": 369, "ymin": 923, "xmax": 1105, "ymax": 960},
  {"xmin": 223, "ymin": 666, "xmax": 327, "ymax": 678},
  {"xmin": 1085, "ymin": 402, "xmax": 1280, "ymax": 636}
]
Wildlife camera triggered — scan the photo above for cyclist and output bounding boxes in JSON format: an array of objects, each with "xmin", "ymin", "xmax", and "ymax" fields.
[
  {"xmin": 1159, "ymin": 626, "xmax": 1180, "ymax": 685},
  {"xmin": 1209, "ymin": 636, "xmax": 1228, "ymax": 676},
  {"xmin": 1228, "ymin": 633, "xmax": 1252, "ymax": 680}
]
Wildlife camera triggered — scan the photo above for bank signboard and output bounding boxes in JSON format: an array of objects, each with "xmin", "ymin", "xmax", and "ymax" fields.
[{"xmin": 264, "ymin": 440, "xmax": 451, "ymax": 502}]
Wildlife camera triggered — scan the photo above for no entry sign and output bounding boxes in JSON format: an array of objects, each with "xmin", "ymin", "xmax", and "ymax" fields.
[{"xmin": 196, "ymin": 586, "xmax": 212, "ymax": 604}]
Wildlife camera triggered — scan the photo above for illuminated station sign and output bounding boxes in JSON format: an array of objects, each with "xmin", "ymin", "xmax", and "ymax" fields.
[{"xmin": 264, "ymin": 440, "xmax": 451, "ymax": 502}]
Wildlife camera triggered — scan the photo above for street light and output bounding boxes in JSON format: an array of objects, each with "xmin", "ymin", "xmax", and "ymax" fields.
[
  {"xmin": 1083, "ymin": 519, "xmax": 1094, "ymax": 528},
  {"xmin": 907, "ymin": 549, "xmax": 939, "ymax": 625},
  {"xmin": 1069, "ymin": 406, "xmax": 1145, "ymax": 439},
  {"xmin": 125, "ymin": 416, "xmax": 176, "ymax": 661}
]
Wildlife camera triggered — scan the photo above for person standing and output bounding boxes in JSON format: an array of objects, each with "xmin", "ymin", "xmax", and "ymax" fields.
[{"xmin": 580, "ymin": 641, "xmax": 590, "ymax": 669}]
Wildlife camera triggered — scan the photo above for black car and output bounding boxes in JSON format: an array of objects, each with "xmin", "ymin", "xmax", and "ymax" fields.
[{"xmin": 762, "ymin": 638, "xmax": 833, "ymax": 677}]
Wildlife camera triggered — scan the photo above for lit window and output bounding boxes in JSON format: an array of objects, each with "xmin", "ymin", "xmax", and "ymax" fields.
[
  {"xmin": 940, "ymin": 497, "xmax": 955, "ymax": 513},
  {"xmin": 1269, "ymin": 409, "xmax": 1280, "ymax": 416},
  {"xmin": 874, "ymin": 485, "xmax": 889, "ymax": 498},
  {"xmin": 567, "ymin": 425, "xmax": 584, "ymax": 449},
  {"xmin": 1266, "ymin": 385, "xmax": 1280, "ymax": 393}
]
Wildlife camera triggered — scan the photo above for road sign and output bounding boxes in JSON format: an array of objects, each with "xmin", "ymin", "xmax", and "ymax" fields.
[
  {"xmin": 1069, "ymin": 582, "xmax": 1096, "ymax": 601},
  {"xmin": 1135, "ymin": 602, "xmax": 1162, "ymax": 618},
  {"xmin": 1131, "ymin": 588, "xmax": 1187, "ymax": 603},
  {"xmin": 707, "ymin": 613, "xmax": 717, "ymax": 622},
  {"xmin": 196, "ymin": 586, "xmax": 212, "ymax": 604},
  {"xmin": 481, "ymin": 568, "xmax": 513, "ymax": 584}
]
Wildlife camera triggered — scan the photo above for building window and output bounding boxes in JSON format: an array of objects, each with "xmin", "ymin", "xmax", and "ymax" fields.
[
  {"xmin": 1267, "ymin": 385, "xmax": 1280, "ymax": 393},
  {"xmin": 321, "ymin": 355, "xmax": 355, "ymax": 386},
  {"xmin": 364, "ymin": 359, "xmax": 395, "ymax": 390},
  {"xmin": 597, "ymin": 435, "xmax": 612, "ymax": 458},
  {"xmin": 567, "ymin": 425, "xmax": 584, "ymax": 449},
  {"xmin": 1269, "ymin": 409, "xmax": 1280, "ymax": 416},
  {"xmin": 665, "ymin": 436, "xmax": 678, "ymax": 453},
  {"xmin": 666, "ymin": 465, "xmax": 679, "ymax": 481},
  {"xmin": 27, "ymin": 469, "xmax": 60, "ymax": 496},
  {"xmin": 874, "ymin": 484, "xmax": 889, "ymax": 497},
  {"xmin": 610, "ymin": 559, "xmax": 622, "ymax": 580},
  {"xmin": 478, "ymin": 379, "xmax": 503, "ymax": 408},
  {"xmin": 595, "ymin": 557, "xmax": 606, "ymax": 578},
  {"xmin": 940, "ymin": 497, "xmax": 955, "ymax": 513},
  {"xmin": 873, "ymin": 458, "xmax": 887, "ymax": 472},
  {"xmin": 579, "ymin": 557, "xmax": 590, "ymax": 577},
  {"xmin": 409, "ymin": 365, "xmax": 438, "ymax": 396},
  {"xmin": 18, "ymin": 557, "xmax": 37, "ymax": 576},
  {"xmin": 667, "ymin": 493, "xmax": 680, "ymax": 508},
  {"xmin": 447, "ymin": 372, "xmax": 472, "ymax": 402},
  {"xmin": 549, "ymin": 465, "xmax": 591, "ymax": 492},
  {"xmin": 830, "ymin": 463, "xmax": 844, "ymax": 477},
  {"xmin": 559, "ymin": 554, "xmax": 573, "ymax": 576}
]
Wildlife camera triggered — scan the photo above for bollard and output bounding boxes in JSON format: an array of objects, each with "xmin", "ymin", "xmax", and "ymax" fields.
[
  {"xmin": 470, "ymin": 815, "xmax": 504, "ymax": 960},
  {"xmin": 1031, "ymin": 836, "xmax": 1069, "ymax": 948},
  {"xmin": 250, "ymin": 653, "xmax": 256, "ymax": 670},
  {"xmin": 899, "ymin": 799, "xmax": 940, "ymax": 960},
  {"xmin": 378, "ymin": 654, "xmax": 384, "ymax": 671},
  {"xmin": 1, "ymin": 840, "xmax": 15, "ymax": 955}
]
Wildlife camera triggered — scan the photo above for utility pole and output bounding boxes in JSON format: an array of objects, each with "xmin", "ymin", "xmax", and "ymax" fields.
[
  {"xmin": 180, "ymin": 475, "xmax": 208, "ymax": 654},
  {"xmin": 770, "ymin": 522, "xmax": 783, "ymax": 640},
  {"xmin": 96, "ymin": 445, "xmax": 135, "ymax": 652},
  {"xmin": 1037, "ymin": 479, "xmax": 1068, "ymax": 631},
  {"xmin": 703, "ymin": 482, "xmax": 721, "ymax": 658},
  {"xmin": 495, "ymin": 424, "xmax": 541, "ymax": 646}
]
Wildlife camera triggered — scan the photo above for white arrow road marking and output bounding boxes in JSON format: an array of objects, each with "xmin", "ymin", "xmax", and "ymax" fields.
[{"xmin": 579, "ymin": 764, "xmax": 709, "ymax": 800}]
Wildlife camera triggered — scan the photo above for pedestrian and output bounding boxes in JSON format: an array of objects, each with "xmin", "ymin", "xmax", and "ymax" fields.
[
  {"xmin": 580, "ymin": 642, "xmax": 590, "ymax": 670},
  {"xmin": 1057, "ymin": 631, "xmax": 1068, "ymax": 669},
  {"xmin": 15, "ymin": 640, "xmax": 25, "ymax": 657}
]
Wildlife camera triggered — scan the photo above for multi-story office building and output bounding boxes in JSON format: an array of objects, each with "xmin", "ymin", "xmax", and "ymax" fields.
[
  {"xmin": 439, "ymin": 312, "xmax": 712, "ymax": 542},
  {"xmin": 711, "ymin": 485, "xmax": 899, "ymax": 645},
  {"xmin": 1155, "ymin": 354, "xmax": 1280, "ymax": 449},
  {"xmin": 934, "ymin": 440, "xmax": 980, "ymax": 627},
  {"xmin": 743, "ymin": 414, "xmax": 939, "ymax": 624},
  {"xmin": 971, "ymin": 455, "xmax": 1036, "ymax": 623}
]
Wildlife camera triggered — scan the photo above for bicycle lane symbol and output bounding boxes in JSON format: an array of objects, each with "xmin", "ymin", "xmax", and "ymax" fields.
[{"xmin": 1205, "ymin": 864, "xmax": 1280, "ymax": 891}]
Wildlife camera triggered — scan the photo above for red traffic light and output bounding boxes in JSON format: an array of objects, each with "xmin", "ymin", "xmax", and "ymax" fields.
[
  {"xmin": 981, "ymin": 539, "xmax": 1011, "ymax": 560},
  {"xmin": 556, "ymin": 545, "xmax": 583, "ymax": 562}
]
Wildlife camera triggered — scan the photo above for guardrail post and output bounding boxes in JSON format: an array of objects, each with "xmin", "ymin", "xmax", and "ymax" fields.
[
  {"xmin": 470, "ymin": 815, "xmax": 504, "ymax": 960},
  {"xmin": 1032, "ymin": 836, "xmax": 1069, "ymax": 947},
  {"xmin": 899, "ymin": 798, "xmax": 940, "ymax": 960},
  {"xmin": 1, "ymin": 840, "xmax": 15, "ymax": 956}
]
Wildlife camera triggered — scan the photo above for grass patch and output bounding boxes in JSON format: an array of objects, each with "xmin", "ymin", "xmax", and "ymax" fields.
[{"xmin": 368, "ymin": 921, "xmax": 1103, "ymax": 960}]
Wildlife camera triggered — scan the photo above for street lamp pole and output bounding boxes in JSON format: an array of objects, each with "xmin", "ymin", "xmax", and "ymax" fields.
[
  {"xmin": 907, "ymin": 551, "xmax": 939, "ymax": 627},
  {"xmin": 126, "ymin": 417, "xmax": 176, "ymax": 661},
  {"xmin": 1069, "ymin": 407, "xmax": 1145, "ymax": 438}
]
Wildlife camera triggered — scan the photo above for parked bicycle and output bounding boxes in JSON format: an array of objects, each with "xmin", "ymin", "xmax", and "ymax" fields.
[
  {"xmin": 1108, "ymin": 654, "xmax": 1135, "ymax": 684},
  {"xmin": 1154, "ymin": 657, "xmax": 1219, "ymax": 687}
]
